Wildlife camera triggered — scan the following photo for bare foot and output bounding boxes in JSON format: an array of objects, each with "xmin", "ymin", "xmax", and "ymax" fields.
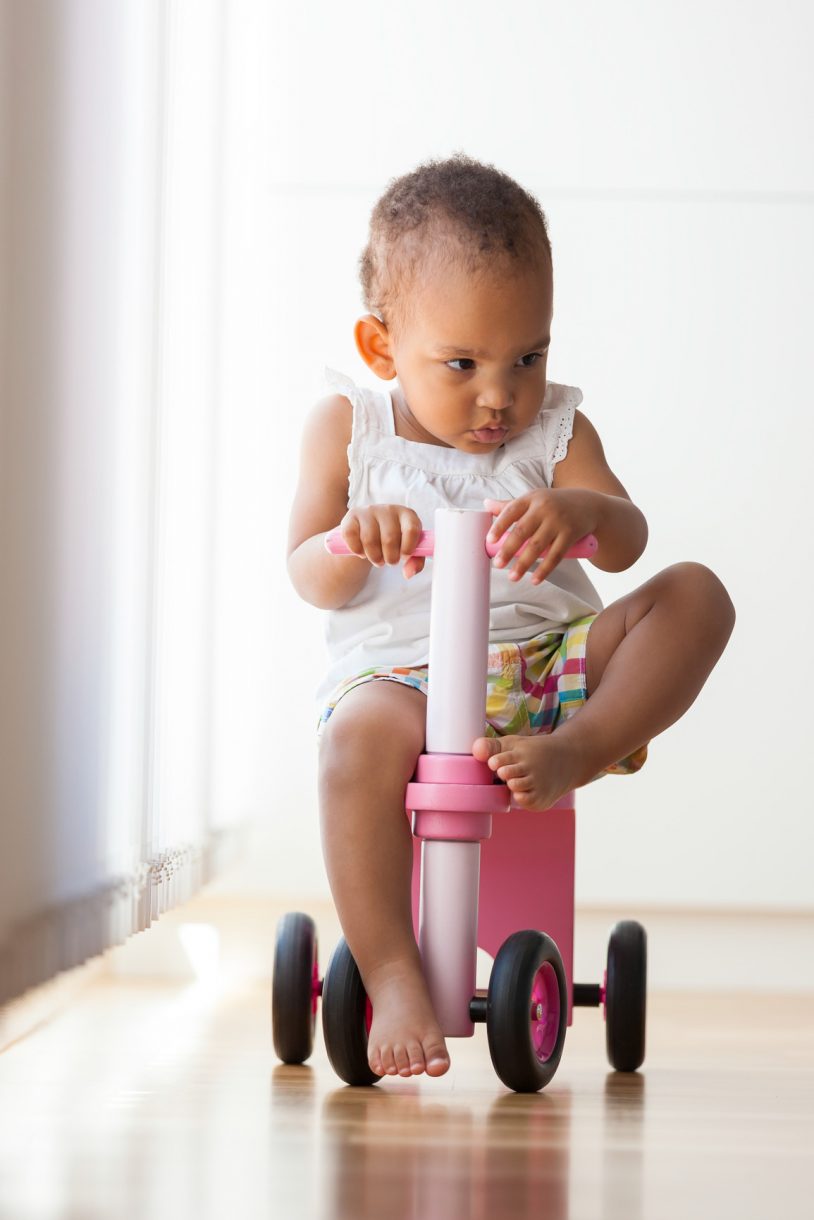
[
  {"xmin": 365, "ymin": 959, "xmax": 450, "ymax": 1079},
  {"xmin": 472, "ymin": 731, "xmax": 596, "ymax": 810}
]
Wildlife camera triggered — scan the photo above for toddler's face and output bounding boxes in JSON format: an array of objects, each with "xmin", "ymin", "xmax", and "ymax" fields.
[{"xmin": 387, "ymin": 257, "xmax": 553, "ymax": 453}]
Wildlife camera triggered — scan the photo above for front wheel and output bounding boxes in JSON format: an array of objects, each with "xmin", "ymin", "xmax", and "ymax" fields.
[
  {"xmin": 605, "ymin": 920, "xmax": 647, "ymax": 1071},
  {"xmin": 321, "ymin": 937, "xmax": 381, "ymax": 1087},
  {"xmin": 486, "ymin": 930, "xmax": 567, "ymax": 1092}
]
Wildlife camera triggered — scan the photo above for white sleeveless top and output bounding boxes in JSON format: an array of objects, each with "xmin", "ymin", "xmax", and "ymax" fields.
[{"xmin": 318, "ymin": 369, "xmax": 604, "ymax": 704}]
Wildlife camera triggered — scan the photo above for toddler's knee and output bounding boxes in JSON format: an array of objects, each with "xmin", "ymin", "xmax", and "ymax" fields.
[
  {"xmin": 318, "ymin": 715, "xmax": 369, "ymax": 789},
  {"xmin": 667, "ymin": 562, "xmax": 736, "ymax": 635},
  {"xmin": 318, "ymin": 697, "xmax": 422, "ymax": 795}
]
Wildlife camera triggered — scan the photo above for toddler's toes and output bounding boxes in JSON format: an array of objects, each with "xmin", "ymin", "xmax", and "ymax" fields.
[
  {"xmin": 506, "ymin": 771, "xmax": 534, "ymax": 791},
  {"xmin": 393, "ymin": 1044, "xmax": 412, "ymax": 1077},
  {"xmin": 490, "ymin": 752, "xmax": 520, "ymax": 776},
  {"xmin": 495, "ymin": 761, "xmax": 528, "ymax": 782},
  {"xmin": 406, "ymin": 1040, "xmax": 426, "ymax": 1074},
  {"xmin": 472, "ymin": 736, "xmax": 501, "ymax": 763},
  {"xmin": 424, "ymin": 1040, "xmax": 451, "ymax": 1077},
  {"xmin": 379, "ymin": 1046, "xmax": 398, "ymax": 1076}
]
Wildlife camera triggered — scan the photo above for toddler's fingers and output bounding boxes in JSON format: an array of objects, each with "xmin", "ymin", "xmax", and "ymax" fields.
[
  {"xmin": 492, "ymin": 512, "xmax": 538, "ymax": 569},
  {"xmin": 530, "ymin": 534, "xmax": 569, "ymax": 584},
  {"xmin": 484, "ymin": 498, "xmax": 512, "ymax": 540},
  {"xmin": 357, "ymin": 518, "xmax": 385, "ymax": 566},
  {"xmin": 402, "ymin": 555, "xmax": 425, "ymax": 580},
  {"xmin": 379, "ymin": 523, "xmax": 404, "ymax": 565},
  {"xmin": 506, "ymin": 523, "xmax": 553, "ymax": 580},
  {"xmin": 485, "ymin": 504, "xmax": 527, "ymax": 565},
  {"xmin": 339, "ymin": 517, "xmax": 365, "ymax": 558},
  {"xmin": 398, "ymin": 508, "xmax": 422, "ymax": 560}
]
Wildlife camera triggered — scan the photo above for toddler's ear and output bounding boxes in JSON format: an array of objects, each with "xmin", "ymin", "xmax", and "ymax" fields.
[{"xmin": 354, "ymin": 314, "xmax": 396, "ymax": 380}]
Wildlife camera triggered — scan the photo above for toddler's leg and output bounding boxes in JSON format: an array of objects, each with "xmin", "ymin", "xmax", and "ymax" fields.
[
  {"xmin": 474, "ymin": 562, "xmax": 736, "ymax": 808},
  {"xmin": 319, "ymin": 681, "xmax": 449, "ymax": 1078}
]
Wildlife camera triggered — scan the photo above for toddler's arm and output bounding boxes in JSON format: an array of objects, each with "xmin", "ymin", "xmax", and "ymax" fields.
[
  {"xmin": 487, "ymin": 410, "xmax": 648, "ymax": 584},
  {"xmin": 550, "ymin": 410, "xmax": 647, "ymax": 573},
  {"xmin": 287, "ymin": 395, "xmax": 371, "ymax": 610}
]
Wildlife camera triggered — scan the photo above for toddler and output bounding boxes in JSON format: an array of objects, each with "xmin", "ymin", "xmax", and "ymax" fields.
[{"xmin": 287, "ymin": 155, "xmax": 735, "ymax": 1081}]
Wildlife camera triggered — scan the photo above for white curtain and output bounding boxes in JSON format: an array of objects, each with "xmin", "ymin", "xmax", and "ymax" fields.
[{"xmin": 0, "ymin": 0, "xmax": 253, "ymax": 1006}]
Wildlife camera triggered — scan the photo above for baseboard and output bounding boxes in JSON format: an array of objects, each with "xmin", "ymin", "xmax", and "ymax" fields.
[
  {"xmin": 572, "ymin": 903, "xmax": 814, "ymax": 993},
  {"xmin": 107, "ymin": 893, "xmax": 814, "ymax": 995},
  {"xmin": 0, "ymin": 823, "xmax": 252, "ymax": 1053},
  {"xmin": 4, "ymin": 895, "xmax": 810, "ymax": 1057},
  {"xmin": 0, "ymin": 956, "xmax": 106, "ymax": 1055}
]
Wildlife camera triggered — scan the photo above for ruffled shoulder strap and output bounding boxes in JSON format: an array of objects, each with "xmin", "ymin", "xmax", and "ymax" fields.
[
  {"xmin": 539, "ymin": 382, "xmax": 583, "ymax": 485},
  {"xmin": 325, "ymin": 367, "xmax": 395, "ymax": 503},
  {"xmin": 324, "ymin": 367, "xmax": 394, "ymax": 436}
]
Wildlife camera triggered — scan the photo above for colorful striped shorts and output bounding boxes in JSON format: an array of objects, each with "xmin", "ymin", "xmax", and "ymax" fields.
[{"xmin": 318, "ymin": 614, "xmax": 647, "ymax": 778}]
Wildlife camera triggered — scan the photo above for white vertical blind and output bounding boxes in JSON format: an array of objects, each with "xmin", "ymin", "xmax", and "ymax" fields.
[
  {"xmin": 0, "ymin": 0, "xmax": 247, "ymax": 1005},
  {"xmin": 144, "ymin": 0, "xmax": 225, "ymax": 917}
]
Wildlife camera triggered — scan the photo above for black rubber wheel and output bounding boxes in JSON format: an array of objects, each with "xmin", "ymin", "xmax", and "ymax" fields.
[
  {"xmin": 321, "ymin": 937, "xmax": 381, "ymax": 1087},
  {"xmin": 272, "ymin": 912, "xmax": 318, "ymax": 1064},
  {"xmin": 486, "ymin": 930, "xmax": 568, "ymax": 1092},
  {"xmin": 605, "ymin": 920, "xmax": 647, "ymax": 1071}
]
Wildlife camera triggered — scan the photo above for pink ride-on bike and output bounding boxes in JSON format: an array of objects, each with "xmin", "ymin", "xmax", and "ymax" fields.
[{"xmin": 272, "ymin": 509, "xmax": 647, "ymax": 1092}]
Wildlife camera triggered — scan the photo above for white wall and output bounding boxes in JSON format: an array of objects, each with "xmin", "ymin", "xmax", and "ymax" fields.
[{"xmin": 216, "ymin": 1, "xmax": 814, "ymax": 910}]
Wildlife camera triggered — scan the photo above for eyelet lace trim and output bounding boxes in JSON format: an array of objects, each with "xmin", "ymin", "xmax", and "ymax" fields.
[
  {"xmin": 550, "ymin": 402, "xmax": 576, "ymax": 467},
  {"xmin": 542, "ymin": 394, "xmax": 578, "ymax": 484}
]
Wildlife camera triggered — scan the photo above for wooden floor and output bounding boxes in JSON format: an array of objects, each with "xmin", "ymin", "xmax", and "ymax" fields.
[{"xmin": 1, "ymin": 916, "xmax": 813, "ymax": 1220}]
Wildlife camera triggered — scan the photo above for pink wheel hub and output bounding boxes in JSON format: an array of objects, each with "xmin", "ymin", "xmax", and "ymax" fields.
[
  {"xmin": 530, "ymin": 962, "xmax": 560, "ymax": 1062},
  {"xmin": 311, "ymin": 958, "xmax": 321, "ymax": 1019}
]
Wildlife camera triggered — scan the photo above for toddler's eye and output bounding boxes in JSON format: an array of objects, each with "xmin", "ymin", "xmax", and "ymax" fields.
[
  {"xmin": 517, "ymin": 352, "xmax": 543, "ymax": 368},
  {"xmin": 446, "ymin": 358, "xmax": 476, "ymax": 372}
]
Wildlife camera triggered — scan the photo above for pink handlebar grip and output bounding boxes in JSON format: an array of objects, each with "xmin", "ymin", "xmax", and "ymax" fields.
[
  {"xmin": 485, "ymin": 534, "xmax": 598, "ymax": 561},
  {"xmin": 325, "ymin": 528, "xmax": 598, "ymax": 561}
]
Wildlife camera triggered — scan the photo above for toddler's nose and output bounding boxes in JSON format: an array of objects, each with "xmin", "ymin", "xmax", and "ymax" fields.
[{"xmin": 476, "ymin": 380, "xmax": 513, "ymax": 412}]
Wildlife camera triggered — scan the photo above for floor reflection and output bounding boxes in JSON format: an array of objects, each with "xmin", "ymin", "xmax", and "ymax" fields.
[
  {"xmin": 600, "ymin": 1072, "xmax": 645, "ymax": 1220},
  {"xmin": 270, "ymin": 1061, "xmax": 317, "ymax": 1104},
  {"xmin": 267, "ymin": 1060, "xmax": 649, "ymax": 1220},
  {"xmin": 318, "ymin": 1083, "xmax": 573, "ymax": 1220}
]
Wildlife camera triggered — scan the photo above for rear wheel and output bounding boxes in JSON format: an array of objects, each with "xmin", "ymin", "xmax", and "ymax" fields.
[
  {"xmin": 321, "ymin": 937, "xmax": 381, "ymax": 1087},
  {"xmin": 272, "ymin": 912, "xmax": 318, "ymax": 1064},
  {"xmin": 486, "ymin": 930, "xmax": 567, "ymax": 1092},
  {"xmin": 605, "ymin": 920, "xmax": 647, "ymax": 1071}
]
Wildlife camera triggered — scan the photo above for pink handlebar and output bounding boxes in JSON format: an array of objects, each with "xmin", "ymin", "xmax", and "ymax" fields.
[{"xmin": 325, "ymin": 527, "xmax": 598, "ymax": 561}]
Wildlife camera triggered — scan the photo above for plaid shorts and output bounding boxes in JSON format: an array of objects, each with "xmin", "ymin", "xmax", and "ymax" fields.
[{"xmin": 317, "ymin": 614, "xmax": 647, "ymax": 777}]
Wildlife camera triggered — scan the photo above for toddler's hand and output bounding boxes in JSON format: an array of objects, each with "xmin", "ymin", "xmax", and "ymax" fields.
[
  {"xmin": 339, "ymin": 505, "xmax": 426, "ymax": 579},
  {"xmin": 485, "ymin": 490, "xmax": 599, "ymax": 584}
]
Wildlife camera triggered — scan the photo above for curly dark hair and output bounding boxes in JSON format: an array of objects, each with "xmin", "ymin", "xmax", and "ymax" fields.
[{"xmin": 359, "ymin": 153, "xmax": 551, "ymax": 327}]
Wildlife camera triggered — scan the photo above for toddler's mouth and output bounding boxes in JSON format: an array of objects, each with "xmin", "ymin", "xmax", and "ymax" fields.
[{"xmin": 471, "ymin": 425, "xmax": 508, "ymax": 445}]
